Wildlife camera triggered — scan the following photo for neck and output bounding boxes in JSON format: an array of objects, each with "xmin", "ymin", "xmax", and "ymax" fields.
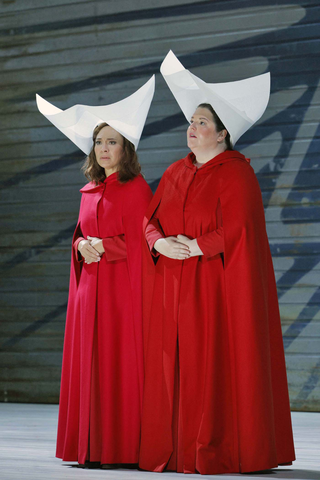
[
  {"xmin": 104, "ymin": 167, "xmax": 118, "ymax": 177},
  {"xmin": 192, "ymin": 144, "xmax": 226, "ymax": 165}
]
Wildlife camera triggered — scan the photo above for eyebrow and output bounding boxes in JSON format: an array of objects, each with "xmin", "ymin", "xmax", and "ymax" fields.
[
  {"xmin": 96, "ymin": 137, "xmax": 116, "ymax": 140},
  {"xmin": 190, "ymin": 116, "xmax": 209, "ymax": 121}
]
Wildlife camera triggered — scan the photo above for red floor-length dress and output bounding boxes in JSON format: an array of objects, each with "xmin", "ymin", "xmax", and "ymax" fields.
[
  {"xmin": 139, "ymin": 150, "xmax": 295, "ymax": 475},
  {"xmin": 56, "ymin": 173, "xmax": 152, "ymax": 465}
]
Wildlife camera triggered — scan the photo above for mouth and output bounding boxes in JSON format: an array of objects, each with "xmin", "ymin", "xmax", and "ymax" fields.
[
  {"xmin": 100, "ymin": 156, "xmax": 110, "ymax": 160},
  {"xmin": 189, "ymin": 134, "xmax": 197, "ymax": 138}
]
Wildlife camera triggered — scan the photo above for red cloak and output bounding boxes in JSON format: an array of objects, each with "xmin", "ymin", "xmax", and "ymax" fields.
[
  {"xmin": 139, "ymin": 150, "xmax": 295, "ymax": 475},
  {"xmin": 56, "ymin": 173, "xmax": 152, "ymax": 464}
]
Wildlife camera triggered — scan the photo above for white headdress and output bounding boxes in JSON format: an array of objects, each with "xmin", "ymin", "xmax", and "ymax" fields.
[
  {"xmin": 160, "ymin": 51, "xmax": 270, "ymax": 146},
  {"xmin": 36, "ymin": 76, "xmax": 155, "ymax": 154}
]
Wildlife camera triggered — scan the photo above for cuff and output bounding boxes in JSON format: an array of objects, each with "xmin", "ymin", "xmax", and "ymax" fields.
[
  {"xmin": 102, "ymin": 235, "xmax": 127, "ymax": 262},
  {"xmin": 197, "ymin": 227, "xmax": 224, "ymax": 259},
  {"xmin": 73, "ymin": 237, "xmax": 85, "ymax": 263},
  {"xmin": 150, "ymin": 232, "xmax": 164, "ymax": 257}
]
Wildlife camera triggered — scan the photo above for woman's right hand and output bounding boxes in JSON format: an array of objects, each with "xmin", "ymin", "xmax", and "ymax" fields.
[
  {"xmin": 78, "ymin": 239, "xmax": 101, "ymax": 264},
  {"xmin": 154, "ymin": 236, "xmax": 191, "ymax": 260}
]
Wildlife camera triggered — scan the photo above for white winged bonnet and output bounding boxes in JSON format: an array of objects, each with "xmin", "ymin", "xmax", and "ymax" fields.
[
  {"xmin": 36, "ymin": 76, "xmax": 155, "ymax": 154},
  {"xmin": 160, "ymin": 51, "xmax": 270, "ymax": 146}
]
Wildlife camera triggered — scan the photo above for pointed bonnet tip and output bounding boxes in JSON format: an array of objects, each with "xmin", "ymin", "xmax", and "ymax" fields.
[
  {"xmin": 252, "ymin": 70, "xmax": 271, "ymax": 111},
  {"xmin": 35, "ymin": 93, "xmax": 43, "ymax": 108},
  {"xmin": 35, "ymin": 93, "xmax": 63, "ymax": 117},
  {"xmin": 160, "ymin": 50, "xmax": 185, "ymax": 76},
  {"xmin": 263, "ymin": 71, "xmax": 271, "ymax": 104},
  {"xmin": 261, "ymin": 70, "xmax": 271, "ymax": 86},
  {"xmin": 265, "ymin": 71, "xmax": 271, "ymax": 97},
  {"xmin": 257, "ymin": 71, "xmax": 271, "ymax": 94},
  {"xmin": 35, "ymin": 92, "xmax": 50, "ymax": 115},
  {"xmin": 136, "ymin": 74, "xmax": 155, "ymax": 99}
]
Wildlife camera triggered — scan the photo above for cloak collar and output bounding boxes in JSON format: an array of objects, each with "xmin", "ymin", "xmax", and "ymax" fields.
[
  {"xmin": 79, "ymin": 172, "xmax": 119, "ymax": 193},
  {"xmin": 184, "ymin": 150, "xmax": 250, "ymax": 174}
]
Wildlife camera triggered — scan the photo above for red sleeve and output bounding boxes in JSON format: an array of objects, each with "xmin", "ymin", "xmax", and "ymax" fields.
[
  {"xmin": 73, "ymin": 229, "xmax": 85, "ymax": 263},
  {"xmin": 197, "ymin": 198, "xmax": 224, "ymax": 259},
  {"xmin": 102, "ymin": 234, "xmax": 127, "ymax": 261},
  {"xmin": 145, "ymin": 216, "xmax": 164, "ymax": 257},
  {"xmin": 197, "ymin": 227, "xmax": 224, "ymax": 258}
]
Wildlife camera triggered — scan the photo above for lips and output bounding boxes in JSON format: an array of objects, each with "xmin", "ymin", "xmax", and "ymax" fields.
[{"xmin": 189, "ymin": 134, "xmax": 197, "ymax": 138}]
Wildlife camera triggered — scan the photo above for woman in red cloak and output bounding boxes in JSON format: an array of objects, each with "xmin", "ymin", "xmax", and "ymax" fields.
[
  {"xmin": 36, "ymin": 78, "xmax": 155, "ymax": 468},
  {"xmin": 56, "ymin": 123, "xmax": 152, "ymax": 467},
  {"xmin": 139, "ymin": 53, "xmax": 295, "ymax": 475}
]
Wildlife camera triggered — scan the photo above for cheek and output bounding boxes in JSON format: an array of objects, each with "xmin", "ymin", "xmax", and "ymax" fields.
[
  {"xmin": 113, "ymin": 146, "xmax": 123, "ymax": 161},
  {"xmin": 203, "ymin": 127, "xmax": 211, "ymax": 137},
  {"xmin": 201, "ymin": 127, "xmax": 217, "ymax": 142}
]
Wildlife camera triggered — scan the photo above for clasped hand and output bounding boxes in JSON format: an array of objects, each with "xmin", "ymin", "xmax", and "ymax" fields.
[
  {"xmin": 78, "ymin": 236, "xmax": 105, "ymax": 264},
  {"xmin": 154, "ymin": 235, "xmax": 203, "ymax": 259}
]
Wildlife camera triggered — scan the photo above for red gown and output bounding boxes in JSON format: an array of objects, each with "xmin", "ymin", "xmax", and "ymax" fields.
[
  {"xmin": 139, "ymin": 150, "xmax": 295, "ymax": 475},
  {"xmin": 56, "ymin": 172, "xmax": 152, "ymax": 465}
]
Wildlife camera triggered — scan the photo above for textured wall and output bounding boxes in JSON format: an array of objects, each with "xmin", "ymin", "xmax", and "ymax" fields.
[{"xmin": 0, "ymin": 0, "xmax": 319, "ymax": 410}]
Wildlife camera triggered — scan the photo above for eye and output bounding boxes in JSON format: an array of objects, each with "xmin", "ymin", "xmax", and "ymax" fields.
[
  {"xmin": 109, "ymin": 141, "xmax": 116, "ymax": 145},
  {"xmin": 95, "ymin": 140, "xmax": 101, "ymax": 145},
  {"xmin": 200, "ymin": 121, "xmax": 206, "ymax": 126}
]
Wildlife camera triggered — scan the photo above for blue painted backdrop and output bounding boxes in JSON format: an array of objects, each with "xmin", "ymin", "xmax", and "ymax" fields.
[{"xmin": 0, "ymin": 0, "xmax": 319, "ymax": 409}]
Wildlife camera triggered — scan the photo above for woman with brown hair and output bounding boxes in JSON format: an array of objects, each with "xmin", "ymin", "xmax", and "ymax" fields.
[{"xmin": 36, "ymin": 78, "xmax": 154, "ymax": 468}]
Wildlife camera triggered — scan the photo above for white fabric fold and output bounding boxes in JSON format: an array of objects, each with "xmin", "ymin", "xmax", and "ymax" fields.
[
  {"xmin": 36, "ymin": 75, "xmax": 155, "ymax": 154},
  {"xmin": 160, "ymin": 50, "xmax": 270, "ymax": 146}
]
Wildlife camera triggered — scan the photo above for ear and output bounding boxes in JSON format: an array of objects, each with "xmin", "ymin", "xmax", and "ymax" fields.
[{"xmin": 218, "ymin": 129, "xmax": 227, "ymax": 143}]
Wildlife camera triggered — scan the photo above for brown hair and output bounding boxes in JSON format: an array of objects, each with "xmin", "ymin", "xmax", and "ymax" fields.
[
  {"xmin": 197, "ymin": 103, "xmax": 233, "ymax": 150},
  {"xmin": 82, "ymin": 122, "xmax": 141, "ymax": 184}
]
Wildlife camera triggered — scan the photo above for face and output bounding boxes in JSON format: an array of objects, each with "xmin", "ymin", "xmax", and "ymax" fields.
[
  {"xmin": 187, "ymin": 107, "xmax": 225, "ymax": 152},
  {"xmin": 94, "ymin": 125, "xmax": 124, "ymax": 175}
]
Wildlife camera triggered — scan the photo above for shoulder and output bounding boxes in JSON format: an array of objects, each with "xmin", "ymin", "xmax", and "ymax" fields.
[
  {"xmin": 218, "ymin": 153, "xmax": 257, "ymax": 185},
  {"xmin": 166, "ymin": 158, "xmax": 186, "ymax": 172},
  {"xmin": 123, "ymin": 174, "xmax": 152, "ymax": 196},
  {"xmin": 220, "ymin": 158, "xmax": 253, "ymax": 176},
  {"xmin": 163, "ymin": 157, "xmax": 187, "ymax": 177},
  {"xmin": 218, "ymin": 156, "xmax": 262, "ymax": 204},
  {"xmin": 122, "ymin": 175, "xmax": 153, "ymax": 212},
  {"xmin": 129, "ymin": 174, "xmax": 151, "ymax": 189},
  {"xmin": 79, "ymin": 181, "xmax": 99, "ymax": 193}
]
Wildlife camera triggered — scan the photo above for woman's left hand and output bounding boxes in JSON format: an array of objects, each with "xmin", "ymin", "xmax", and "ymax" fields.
[
  {"xmin": 87, "ymin": 236, "xmax": 105, "ymax": 255},
  {"xmin": 177, "ymin": 235, "xmax": 203, "ymax": 257}
]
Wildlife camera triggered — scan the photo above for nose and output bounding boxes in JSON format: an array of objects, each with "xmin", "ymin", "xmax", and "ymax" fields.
[
  {"xmin": 102, "ymin": 142, "xmax": 109, "ymax": 151},
  {"xmin": 189, "ymin": 121, "xmax": 196, "ymax": 130}
]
